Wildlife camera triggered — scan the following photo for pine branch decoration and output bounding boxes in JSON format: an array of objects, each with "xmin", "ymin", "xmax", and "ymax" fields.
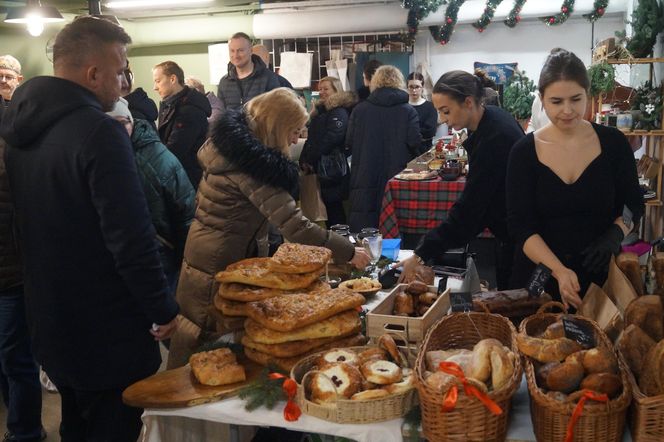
[
  {"xmin": 238, "ymin": 368, "xmax": 288, "ymax": 412},
  {"xmin": 429, "ymin": 0, "xmax": 466, "ymax": 45},
  {"xmin": 583, "ymin": 0, "xmax": 608, "ymax": 22},
  {"xmin": 541, "ymin": 0, "xmax": 575, "ymax": 26},
  {"xmin": 504, "ymin": 0, "xmax": 527, "ymax": 28},
  {"xmin": 403, "ymin": 0, "xmax": 447, "ymax": 44},
  {"xmin": 473, "ymin": 0, "xmax": 504, "ymax": 32}
]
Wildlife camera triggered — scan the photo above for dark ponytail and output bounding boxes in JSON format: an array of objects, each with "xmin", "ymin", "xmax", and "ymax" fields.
[{"xmin": 433, "ymin": 70, "xmax": 484, "ymax": 105}]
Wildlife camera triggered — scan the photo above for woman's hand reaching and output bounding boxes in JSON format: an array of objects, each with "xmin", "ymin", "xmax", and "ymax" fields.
[
  {"xmin": 553, "ymin": 266, "xmax": 582, "ymax": 310},
  {"xmin": 350, "ymin": 248, "xmax": 371, "ymax": 270}
]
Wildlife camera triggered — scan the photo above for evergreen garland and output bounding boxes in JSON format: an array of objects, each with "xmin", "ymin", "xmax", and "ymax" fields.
[
  {"xmin": 541, "ymin": 0, "xmax": 575, "ymax": 26},
  {"xmin": 473, "ymin": 0, "xmax": 504, "ymax": 32},
  {"xmin": 428, "ymin": 0, "xmax": 466, "ymax": 45},
  {"xmin": 583, "ymin": 0, "xmax": 608, "ymax": 22},
  {"xmin": 403, "ymin": 0, "xmax": 447, "ymax": 44},
  {"xmin": 626, "ymin": 0, "xmax": 664, "ymax": 58},
  {"xmin": 504, "ymin": 0, "xmax": 527, "ymax": 28}
]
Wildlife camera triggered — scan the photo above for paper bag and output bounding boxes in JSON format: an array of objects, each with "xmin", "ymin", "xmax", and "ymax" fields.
[
  {"xmin": 603, "ymin": 255, "xmax": 638, "ymax": 315},
  {"xmin": 299, "ymin": 173, "xmax": 327, "ymax": 222},
  {"xmin": 579, "ymin": 283, "xmax": 623, "ymax": 342}
]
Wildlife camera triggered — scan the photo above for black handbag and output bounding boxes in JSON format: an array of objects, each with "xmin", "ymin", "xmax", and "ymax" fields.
[{"xmin": 316, "ymin": 148, "xmax": 348, "ymax": 181}]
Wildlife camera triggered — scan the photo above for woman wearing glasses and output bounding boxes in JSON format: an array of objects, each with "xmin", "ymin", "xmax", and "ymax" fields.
[
  {"xmin": 167, "ymin": 88, "xmax": 370, "ymax": 368},
  {"xmin": 400, "ymin": 70, "xmax": 524, "ymax": 289},
  {"xmin": 407, "ymin": 72, "xmax": 438, "ymax": 153}
]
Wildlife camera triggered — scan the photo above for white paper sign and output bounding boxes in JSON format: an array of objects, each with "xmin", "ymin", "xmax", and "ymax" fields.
[
  {"xmin": 279, "ymin": 52, "xmax": 313, "ymax": 89},
  {"xmin": 208, "ymin": 43, "xmax": 230, "ymax": 86}
]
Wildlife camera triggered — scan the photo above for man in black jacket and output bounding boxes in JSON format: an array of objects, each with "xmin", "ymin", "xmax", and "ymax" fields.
[
  {"xmin": 153, "ymin": 60, "xmax": 211, "ymax": 189},
  {"xmin": 0, "ymin": 17, "xmax": 179, "ymax": 440},
  {"xmin": 0, "ymin": 55, "xmax": 45, "ymax": 442},
  {"xmin": 217, "ymin": 32, "xmax": 280, "ymax": 111}
]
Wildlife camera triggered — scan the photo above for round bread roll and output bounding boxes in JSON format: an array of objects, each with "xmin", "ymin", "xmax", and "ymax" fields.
[
  {"xmin": 351, "ymin": 389, "xmax": 390, "ymax": 401},
  {"xmin": 394, "ymin": 292, "xmax": 415, "ymax": 316},
  {"xmin": 405, "ymin": 281, "xmax": 429, "ymax": 295},
  {"xmin": 418, "ymin": 292, "xmax": 438, "ymax": 305},
  {"xmin": 581, "ymin": 372, "xmax": 622, "ymax": 398},
  {"xmin": 361, "ymin": 360, "xmax": 402, "ymax": 385},
  {"xmin": 582, "ymin": 347, "xmax": 618, "ymax": 374},
  {"xmin": 424, "ymin": 371, "xmax": 454, "ymax": 392},
  {"xmin": 417, "ymin": 304, "xmax": 430, "ymax": 317},
  {"xmin": 358, "ymin": 348, "xmax": 388, "ymax": 365},
  {"xmin": 384, "ymin": 368, "xmax": 415, "ymax": 394},
  {"xmin": 470, "ymin": 338, "xmax": 504, "ymax": 382},
  {"xmin": 316, "ymin": 349, "xmax": 359, "ymax": 368},
  {"xmin": 310, "ymin": 362, "xmax": 363, "ymax": 404}
]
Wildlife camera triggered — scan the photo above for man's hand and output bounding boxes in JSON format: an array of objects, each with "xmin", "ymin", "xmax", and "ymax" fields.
[
  {"xmin": 396, "ymin": 255, "xmax": 419, "ymax": 283},
  {"xmin": 150, "ymin": 316, "xmax": 178, "ymax": 341},
  {"xmin": 350, "ymin": 248, "xmax": 371, "ymax": 269}
]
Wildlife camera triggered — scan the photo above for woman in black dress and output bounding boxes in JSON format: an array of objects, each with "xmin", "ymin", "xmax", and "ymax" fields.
[
  {"xmin": 507, "ymin": 49, "xmax": 643, "ymax": 309},
  {"xmin": 407, "ymin": 72, "xmax": 438, "ymax": 153},
  {"xmin": 400, "ymin": 70, "xmax": 524, "ymax": 289}
]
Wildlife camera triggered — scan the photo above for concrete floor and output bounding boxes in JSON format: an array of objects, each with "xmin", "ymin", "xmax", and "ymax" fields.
[{"xmin": 0, "ymin": 345, "xmax": 169, "ymax": 440}]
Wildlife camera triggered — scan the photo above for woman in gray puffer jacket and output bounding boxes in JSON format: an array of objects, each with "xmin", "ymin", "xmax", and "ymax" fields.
[{"xmin": 167, "ymin": 88, "xmax": 370, "ymax": 368}]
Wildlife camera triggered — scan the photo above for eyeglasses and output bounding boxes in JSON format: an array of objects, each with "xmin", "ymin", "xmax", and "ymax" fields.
[
  {"xmin": 408, "ymin": 85, "xmax": 422, "ymax": 90},
  {"xmin": 0, "ymin": 74, "xmax": 17, "ymax": 82}
]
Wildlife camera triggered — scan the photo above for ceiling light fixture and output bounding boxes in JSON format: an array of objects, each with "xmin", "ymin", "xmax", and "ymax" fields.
[
  {"xmin": 83, "ymin": 0, "xmax": 121, "ymax": 26},
  {"xmin": 106, "ymin": 0, "xmax": 214, "ymax": 9},
  {"xmin": 4, "ymin": 0, "xmax": 64, "ymax": 37}
]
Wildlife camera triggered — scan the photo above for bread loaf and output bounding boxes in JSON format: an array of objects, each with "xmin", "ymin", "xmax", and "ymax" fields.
[
  {"xmin": 537, "ymin": 359, "xmax": 584, "ymax": 393},
  {"xmin": 490, "ymin": 346, "xmax": 515, "ymax": 391},
  {"xmin": 241, "ymin": 331, "xmax": 359, "ymax": 358},
  {"xmin": 625, "ymin": 295, "xmax": 664, "ymax": 342},
  {"xmin": 581, "ymin": 373, "xmax": 622, "ymax": 398},
  {"xmin": 616, "ymin": 252, "xmax": 644, "ymax": 295},
  {"xmin": 639, "ymin": 340, "xmax": 664, "ymax": 396},
  {"xmin": 268, "ymin": 243, "xmax": 331, "ymax": 274},
  {"xmin": 517, "ymin": 334, "xmax": 584, "ymax": 363},
  {"xmin": 541, "ymin": 321, "xmax": 565, "ymax": 340},
  {"xmin": 426, "ymin": 349, "xmax": 469, "ymax": 372},
  {"xmin": 617, "ymin": 324, "xmax": 656, "ymax": 378},
  {"xmin": 244, "ymin": 310, "xmax": 361, "ymax": 344},
  {"xmin": 470, "ymin": 338, "xmax": 503, "ymax": 382},
  {"xmin": 472, "ymin": 289, "xmax": 552, "ymax": 318},
  {"xmin": 394, "ymin": 292, "xmax": 415, "ymax": 316},
  {"xmin": 189, "ymin": 348, "xmax": 246, "ymax": 386},
  {"xmin": 582, "ymin": 347, "xmax": 618, "ymax": 374},
  {"xmin": 405, "ymin": 281, "xmax": 429, "ymax": 295},
  {"xmin": 654, "ymin": 252, "xmax": 664, "ymax": 298}
]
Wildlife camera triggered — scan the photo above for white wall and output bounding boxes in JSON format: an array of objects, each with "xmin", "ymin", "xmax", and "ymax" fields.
[{"xmin": 413, "ymin": 15, "xmax": 627, "ymax": 87}]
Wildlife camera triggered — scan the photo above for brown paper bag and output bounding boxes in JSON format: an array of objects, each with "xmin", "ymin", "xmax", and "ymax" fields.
[
  {"xmin": 603, "ymin": 256, "xmax": 638, "ymax": 315},
  {"xmin": 299, "ymin": 173, "xmax": 327, "ymax": 222},
  {"xmin": 579, "ymin": 283, "xmax": 623, "ymax": 342}
]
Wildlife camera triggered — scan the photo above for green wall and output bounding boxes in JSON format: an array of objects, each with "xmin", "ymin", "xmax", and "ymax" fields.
[{"xmin": 0, "ymin": 25, "xmax": 61, "ymax": 79}]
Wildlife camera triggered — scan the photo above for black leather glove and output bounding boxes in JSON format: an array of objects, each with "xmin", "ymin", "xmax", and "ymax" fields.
[{"xmin": 581, "ymin": 224, "xmax": 624, "ymax": 274}]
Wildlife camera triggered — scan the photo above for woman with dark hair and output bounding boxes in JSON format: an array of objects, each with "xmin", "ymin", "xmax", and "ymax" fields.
[
  {"xmin": 400, "ymin": 69, "xmax": 524, "ymax": 289},
  {"xmin": 346, "ymin": 65, "xmax": 422, "ymax": 231},
  {"xmin": 300, "ymin": 76, "xmax": 356, "ymax": 227},
  {"xmin": 475, "ymin": 68, "xmax": 500, "ymax": 107},
  {"xmin": 167, "ymin": 88, "xmax": 370, "ymax": 368},
  {"xmin": 407, "ymin": 72, "xmax": 438, "ymax": 152},
  {"xmin": 507, "ymin": 49, "xmax": 643, "ymax": 309}
]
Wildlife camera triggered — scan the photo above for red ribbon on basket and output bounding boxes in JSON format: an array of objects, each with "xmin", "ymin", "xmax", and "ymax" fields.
[
  {"xmin": 438, "ymin": 361, "xmax": 503, "ymax": 415},
  {"xmin": 564, "ymin": 390, "xmax": 608, "ymax": 442},
  {"xmin": 268, "ymin": 373, "xmax": 302, "ymax": 422}
]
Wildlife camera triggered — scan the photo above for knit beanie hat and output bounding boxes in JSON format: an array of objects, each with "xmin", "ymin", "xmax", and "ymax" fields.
[
  {"xmin": 106, "ymin": 97, "xmax": 133, "ymax": 125},
  {"xmin": 0, "ymin": 55, "xmax": 21, "ymax": 75}
]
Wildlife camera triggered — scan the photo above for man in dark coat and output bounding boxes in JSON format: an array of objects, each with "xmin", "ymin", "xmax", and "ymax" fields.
[
  {"xmin": 252, "ymin": 44, "xmax": 293, "ymax": 89},
  {"xmin": 346, "ymin": 65, "xmax": 421, "ymax": 232},
  {"xmin": 0, "ymin": 54, "xmax": 45, "ymax": 442},
  {"xmin": 154, "ymin": 60, "xmax": 211, "ymax": 189},
  {"xmin": 0, "ymin": 17, "xmax": 179, "ymax": 440},
  {"xmin": 217, "ymin": 32, "xmax": 280, "ymax": 111},
  {"xmin": 122, "ymin": 64, "xmax": 159, "ymax": 131}
]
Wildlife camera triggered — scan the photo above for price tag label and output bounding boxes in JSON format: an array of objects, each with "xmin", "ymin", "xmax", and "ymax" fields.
[
  {"xmin": 527, "ymin": 263, "xmax": 552, "ymax": 297},
  {"xmin": 562, "ymin": 318, "xmax": 596, "ymax": 348},
  {"xmin": 450, "ymin": 291, "xmax": 473, "ymax": 312}
]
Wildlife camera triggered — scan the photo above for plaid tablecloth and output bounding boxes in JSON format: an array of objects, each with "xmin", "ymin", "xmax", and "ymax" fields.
[{"xmin": 379, "ymin": 176, "xmax": 466, "ymax": 238}]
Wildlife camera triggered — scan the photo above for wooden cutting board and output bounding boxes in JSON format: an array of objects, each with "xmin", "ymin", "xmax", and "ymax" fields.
[{"xmin": 122, "ymin": 358, "xmax": 263, "ymax": 409}]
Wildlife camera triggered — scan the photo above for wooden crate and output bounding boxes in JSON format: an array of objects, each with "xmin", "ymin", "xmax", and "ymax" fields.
[{"xmin": 366, "ymin": 284, "xmax": 450, "ymax": 343}]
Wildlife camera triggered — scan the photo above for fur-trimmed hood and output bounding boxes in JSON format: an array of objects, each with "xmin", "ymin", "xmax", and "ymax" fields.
[
  {"xmin": 312, "ymin": 91, "xmax": 357, "ymax": 117},
  {"xmin": 205, "ymin": 108, "xmax": 299, "ymax": 196}
]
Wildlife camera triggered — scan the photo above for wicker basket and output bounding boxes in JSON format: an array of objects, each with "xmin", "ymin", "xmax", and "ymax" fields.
[
  {"xmin": 617, "ymin": 350, "xmax": 664, "ymax": 441},
  {"xmin": 414, "ymin": 312, "xmax": 522, "ymax": 442},
  {"xmin": 289, "ymin": 345, "xmax": 417, "ymax": 424},
  {"xmin": 520, "ymin": 302, "xmax": 631, "ymax": 442}
]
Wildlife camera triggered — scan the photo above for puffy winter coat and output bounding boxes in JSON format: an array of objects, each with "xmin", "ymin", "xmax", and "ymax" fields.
[
  {"xmin": 345, "ymin": 87, "xmax": 421, "ymax": 231},
  {"xmin": 300, "ymin": 91, "xmax": 356, "ymax": 202},
  {"xmin": 157, "ymin": 86, "xmax": 211, "ymax": 189},
  {"xmin": 167, "ymin": 108, "xmax": 355, "ymax": 368},
  {"xmin": 131, "ymin": 118, "xmax": 195, "ymax": 262},
  {"xmin": 125, "ymin": 87, "xmax": 158, "ymax": 131},
  {"xmin": 216, "ymin": 55, "xmax": 281, "ymax": 111}
]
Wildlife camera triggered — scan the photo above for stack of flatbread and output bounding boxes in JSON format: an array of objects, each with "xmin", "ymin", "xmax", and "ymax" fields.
[
  {"xmin": 213, "ymin": 244, "xmax": 335, "ymax": 318},
  {"xmin": 215, "ymin": 243, "xmax": 367, "ymax": 371}
]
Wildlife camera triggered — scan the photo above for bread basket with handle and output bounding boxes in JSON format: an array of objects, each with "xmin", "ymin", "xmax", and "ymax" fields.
[{"xmin": 520, "ymin": 301, "xmax": 631, "ymax": 442}]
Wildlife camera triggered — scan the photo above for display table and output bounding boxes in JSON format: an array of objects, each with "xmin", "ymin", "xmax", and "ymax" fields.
[{"xmin": 379, "ymin": 176, "xmax": 465, "ymax": 238}]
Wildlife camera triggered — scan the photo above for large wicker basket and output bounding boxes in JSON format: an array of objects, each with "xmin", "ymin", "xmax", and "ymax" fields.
[
  {"xmin": 289, "ymin": 345, "xmax": 417, "ymax": 424},
  {"xmin": 414, "ymin": 312, "xmax": 522, "ymax": 442},
  {"xmin": 520, "ymin": 303, "xmax": 631, "ymax": 442},
  {"xmin": 617, "ymin": 350, "xmax": 664, "ymax": 441}
]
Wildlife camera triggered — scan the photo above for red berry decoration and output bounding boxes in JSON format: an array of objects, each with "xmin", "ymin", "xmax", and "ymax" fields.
[
  {"xmin": 598, "ymin": 8, "xmax": 604, "ymax": 15},
  {"xmin": 562, "ymin": 7, "xmax": 568, "ymax": 13},
  {"xmin": 441, "ymin": 40, "xmax": 447, "ymax": 45},
  {"xmin": 478, "ymin": 27, "xmax": 484, "ymax": 33},
  {"xmin": 549, "ymin": 17, "xmax": 555, "ymax": 24},
  {"xmin": 516, "ymin": 15, "xmax": 521, "ymax": 22},
  {"xmin": 447, "ymin": 17, "xmax": 453, "ymax": 24}
]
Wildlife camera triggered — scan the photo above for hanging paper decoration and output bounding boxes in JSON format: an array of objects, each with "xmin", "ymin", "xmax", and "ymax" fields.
[
  {"xmin": 473, "ymin": 0, "xmax": 504, "ymax": 32},
  {"xmin": 504, "ymin": 0, "xmax": 528, "ymax": 28}
]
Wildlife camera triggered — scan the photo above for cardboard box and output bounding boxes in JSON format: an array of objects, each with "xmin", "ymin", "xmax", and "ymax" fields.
[{"xmin": 366, "ymin": 284, "xmax": 450, "ymax": 343}]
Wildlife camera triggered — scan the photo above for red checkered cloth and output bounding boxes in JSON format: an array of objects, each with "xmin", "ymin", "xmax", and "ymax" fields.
[{"xmin": 379, "ymin": 176, "xmax": 466, "ymax": 238}]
